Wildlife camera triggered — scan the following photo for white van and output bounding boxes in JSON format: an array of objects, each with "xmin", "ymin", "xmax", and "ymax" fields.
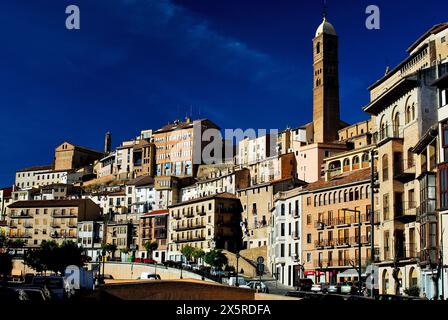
[{"xmin": 140, "ymin": 272, "xmax": 161, "ymax": 280}]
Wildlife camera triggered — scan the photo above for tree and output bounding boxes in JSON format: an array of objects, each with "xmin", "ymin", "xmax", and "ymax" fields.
[
  {"xmin": 101, "ymin": 243, "xmax": 117, "ymax": 260},
  {"xmin": 24, "ymin": 240, "xmax": 87, "ymax": 275},
  {"xmin": 192, "ymin": 249, "xmax": 205, "ymax": 264},
  {"xmin": 204, "ymin": 249, "xmax": 228, "ymax": 270},
  {"xmin": 181, "ymin": 245, "xmax": 195, "ymax": 262},
  {"xmin": 144, "ymin": 241, "xmax": 158, "ymax": 260},
  {"xmin": 0, "ymin": 252, "xmax": 13, "ymax": 285}
]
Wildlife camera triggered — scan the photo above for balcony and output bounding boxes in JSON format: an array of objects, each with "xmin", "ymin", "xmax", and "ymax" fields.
[
  {"xmin": 393, "ymin": 159, "xmax": 416, "ymax": 183},
  {"xmin": 23, "ymin": 223, "xmax": 33, "ymax": 228},
  {"xmin": 197, "ymin": 210, "xmax": 207, "ymax": 216},
  {"xmin": 373, "ymin": 125, "xmax": 403, "ymax": 146},
  {"xmin": 50, "ymin": 222, "xmax": 61, "ymax": 228},
  {"xmin": 10, "ymin": 233, "xmax": 31, "ymax": 238},
  {"xmin": 184, "ymin": 212, "xmax": 194, "ymax": 218},
  {"xmin": 10, "ymin": 212, "xmax": 33, "ymax": 219},
  {"xmin": 396, "ymin": 243, "xmax": 417, "ymax": 260},
  {"xmin": 173, "ymin": 235, "xmax": 206, "ymax": 243},
  {"xmin": 173, "ymin": 223, "xmax": 206, "ymax": 231},
  {"xmin": 52, "ymin": 211, "xmax": 77, "ymax": 218},
  {"xmin": 314, "ymin": 212, "xmax": 379, "ymax": 229},
  {"xmin": 419, "ymin": 247, "xmax": 439, "ymax": 265},
  {"xmin": 394, "ymin": 201, "xmax": 417, "ymax": 223},
  {"xmin": 9, "ymin": 222, "xmax": 18, "ymax": 228}
]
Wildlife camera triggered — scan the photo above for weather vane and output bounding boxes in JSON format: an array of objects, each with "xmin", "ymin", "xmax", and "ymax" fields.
[{"xmin": 323, "ymin": 0, "xmax": 328, "ymax": 19}]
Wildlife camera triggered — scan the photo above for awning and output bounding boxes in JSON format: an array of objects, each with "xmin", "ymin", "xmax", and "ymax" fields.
[{"xmin": 336, "ymin": 268, "xmax": 366, "ymax": 278}]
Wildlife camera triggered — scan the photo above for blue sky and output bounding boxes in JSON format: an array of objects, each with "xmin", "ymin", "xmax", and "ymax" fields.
[{"xmin": 0, "ymin": 0, "xmax": 446, "ymax": 186}]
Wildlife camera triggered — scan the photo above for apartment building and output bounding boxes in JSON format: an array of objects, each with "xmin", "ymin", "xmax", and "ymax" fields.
[
  {"xmin": 237, "ymin": 134, "xmax": 276, "ymax": 166},
  {"xmin": 6, "ymin": 199, "xmax": 101, "ymax": 248},
  {"xmin": 139, "ymin": 209, "xmax": 168, "ymax": 262},
  {"xmin": 15, "ymin": 165, "xmax": 53, "ymax": 189},
  {"xmin": 132, "ymin": 138, "xmax": 156, "ymax": 178},
  {"xmin": 237, "ymin": 178, "xmax": 302, "ymax": 250},
  {"xmin": 167, "ymin": 193, "xmax": 243, "ymax": 261},
  {"xmin": 0, "ymin": 187, "xmax": 12, "ymax": 221},
  {"xmin": 179, "ymin": 166, "xmax": 250, "ymax": 202},
  {"xmin": 114, "ymin": 140, "xmax": 135, "ymax": 181},
  {"xmin": 301, "ymin": 167, "xmax": 379, "ymax": 284},
  {"xmin": 77, "ymin": 220, "xmax": 104, "ymax": 261},
  {"xmin": 153, "ymin": 117, "xmax": 220, "ymax": 177},
  {"xmin": 363, "ymin": 23, "xmax": 448, "ymax": 294},
  {"xmin": 33, "ymin": 184, "xmax": 82, "ymax": 201},
  {"xmin": 268, "ymin": 187, "xmax": 303, "ymax": 288},
  {"xmin": 54, "ymin": 141, "xmax": 103, "ymax": 171}
]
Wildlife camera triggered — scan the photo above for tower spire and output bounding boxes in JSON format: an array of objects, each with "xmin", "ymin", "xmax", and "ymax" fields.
[{"xmin": 323, "ymin": 0, "xmax": 327, "ymax": 19}]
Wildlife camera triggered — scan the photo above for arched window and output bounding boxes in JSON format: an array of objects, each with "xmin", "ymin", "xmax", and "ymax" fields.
[
  {"xmin": 316, "ymin": 42, "xmax": 321, "ymax": 54},
  {"xmin": 349, "ymin": 188, "xmax": 354, "ymax": 201},
  {"xmin": 406, "ymin": 106, "xmax": 412, "ymax": 124},
  {"xmin": 344, "ymin": 190, "xmax": 348, "ymax": 202},
  {"xmin": 352, "ymin": 156, "xmax": 360, "ymax": 169},
  {"xmin": 314, "ymin": 195, "xmax": 318, "ymax": 207},
  {"xmin": 355, "ymin": 188, "xmax": 359, "ymax": 200},
  {"xmin": 333, "ymin": 192, "xmax": 337, "ymax": 204},
  {"xmin": 393, "ymin": 112, "xmax": 400, "ymax": 137},
  {"xmin": 366, "ymin": 186, "xmax": 370, "ymax": 199},
  {"xmin": 324, "ymin": 193, "xmax": 328, "ymax": 206},
  {"xmin": 412, "ymin": 103, "xmax": 416, "ymax": 120},
  {"xmin": 362, "ymin": 153, "xmax": 369, "ymax": 168},
  {"xmin": 382, "ymin": 154, "xmax": 389, "ymax": 181},
  {"xmin": 319, "ymin": 194, "xmax": 322, "ymax": 206},
  {"xmin": 338, "ymin": 191, "xmax": 343, "ymax": 203},
  {"xmin": 343, "ymin": 158, "xmax": 350, "ymax": 172},
  {"xmin": 360, "ymin": 186, "xmax": 364, "ymax": 199}
]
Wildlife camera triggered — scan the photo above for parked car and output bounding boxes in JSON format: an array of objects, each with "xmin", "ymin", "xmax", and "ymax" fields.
[
  {"xmin": 339, "ymin": 281, "xmax": 356, "ymax": 294},
  {"xmin": 246, "ymin": 281, "xmax": 269, "ymax": 293},
  {"xmin": 296, "ymin": 278, "xmax": 314, "ymax": 291},
  {"xmin": 192, "ymin": 264, "xmax": 202, "ymax": 271},
  {"xmin": 163, "ymin": 260, "xmax": 179, "ymax": 268},
  {"xmin": 210, "ymin": 268, "xmax": 226, "ymax": 276},
  {"xmin": 18, "ymin": 287, "xmax": 49, "ymax": 301},
  {"xmin": 142, "ymin": 258, "xmax": 156, "ymax": 264},
  {"xmin": 228, "ymin": 276, "xmax": 248, "ymax": 287},
  {"xmin": 327, "ymin": 283, "xmax": 339, "ymax": 294},
  {"xmin": 140, "ymin": 272, "xmax": 161, "ymax": 280},
  {"xmin": 311, "ymin": 282, "xmax": 329, "ymax": 293},
  {"xmin": 182, "ymin": 261, "xmax": 194, "ymax": 269},
  {"xmin": 31, "ymin": 276, "xmax": 67, "ymax": 300},
  {"xmin": 0, "ymin": 287, "xmax": 29, "ymax": 301}
]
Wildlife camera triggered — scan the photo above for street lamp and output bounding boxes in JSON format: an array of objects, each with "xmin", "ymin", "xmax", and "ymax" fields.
[
  {"xmin": 235, "ymin": 251, "xmax": 240, "ymax": 287},
  {"xmin": 343, "ymin": 208, "xmax": 362, "ymax": 296}
]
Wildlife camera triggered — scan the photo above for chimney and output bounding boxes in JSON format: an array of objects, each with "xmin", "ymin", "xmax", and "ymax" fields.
[{"xmin": 104, "ymin": 132, "xmax": 111, "ymax": 154}]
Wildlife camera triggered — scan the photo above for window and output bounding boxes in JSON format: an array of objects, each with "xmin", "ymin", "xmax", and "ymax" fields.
[
  {"xmin": 316, "ymin": 42, "xmax": 321, "ymax": 54},
  {"xmin": 442, "ymin": 89, "xmax": 448, "ymax": 107},
  {"xmin": 306, "ymin": 214, "xmax": 311, "ymax": 225},
  {"xmin": 280, "ymin": 244, "xmax": 285, "ymax": 257},
  {"xmin": 382, "ymin": 155, "xmax": 389, "ymax": 181},
  {"xmin": 306, "ymin": 234, "xmax": 312, "ymax": 244},
  {"xmin": 439, "ymin": 163, "xmax": 448, "ymax": 209}
]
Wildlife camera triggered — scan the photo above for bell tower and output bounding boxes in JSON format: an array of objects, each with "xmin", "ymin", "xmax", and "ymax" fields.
[{"xmin": 312, "ymin": 12, "xmax": 340, "ymax": 143}]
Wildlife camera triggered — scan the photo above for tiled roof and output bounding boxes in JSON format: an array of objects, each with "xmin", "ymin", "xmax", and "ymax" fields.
[
  {"xmin": 169, "ymin": 192, "xmax": 238, "ymax": 208},
  {"xmin": 127, "ymin": 175, "xmax": 154, "ymax": 187},
  {"xmin": 303, "ymin": 168, "xmax": 371, "ymax": 192},
  {"xmin": 142, "ymin": 209, "xmax": 169, "ymax": 217},
  {"xmin": 8, "ymin": 199, "xmax": 93, "ymax": 208},
  {"xmin": 16, "ymin": 165, "xmax": 53, "ymax": 172}
]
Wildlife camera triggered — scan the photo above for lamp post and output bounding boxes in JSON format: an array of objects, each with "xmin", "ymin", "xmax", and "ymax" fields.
[
  {"xmin": 236, "ymin": 251, "xmax": 240, "ymax": 287},
  {"xmin": 343, "ymin": 208, "xmax": 362, "ymax": 295}
]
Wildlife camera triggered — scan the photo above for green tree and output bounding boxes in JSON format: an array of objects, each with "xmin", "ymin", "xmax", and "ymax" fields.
[
  {"xmin": 192, "ymin": 248, "xmax": 205, "ymax": 264},
  {"xmin": 101, "ymin": 243, "xmax": 117, "ymax": 260},
  {"xmin": 24, "ymin": 240, "xmax": 87, "ymax": 275},
  {"xmin": 204, "ymin": 249, "xmax": 228, "ymax": 270},
  {"xmin": 181, "ymin": 245, "xmax": 195, "ymax": 262},
  {"xmin": 144, "ymin": 241, "xmax": 158, "ymax": 260}
]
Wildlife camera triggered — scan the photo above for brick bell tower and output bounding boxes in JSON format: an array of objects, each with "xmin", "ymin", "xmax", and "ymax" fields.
[{"xmin": 312, "ymin": 11, "xmax": 340, "ymax": 144}]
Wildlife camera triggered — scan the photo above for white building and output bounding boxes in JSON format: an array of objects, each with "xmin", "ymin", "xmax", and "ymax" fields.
[{"xmin": 268, "ymin": 187, "xmax": 303, "ymax": 288}]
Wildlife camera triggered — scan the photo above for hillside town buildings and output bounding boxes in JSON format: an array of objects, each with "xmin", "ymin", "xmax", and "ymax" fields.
[{"xmin": 1, "ymin": 13, "xmax": 448, "ymax": 300}]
